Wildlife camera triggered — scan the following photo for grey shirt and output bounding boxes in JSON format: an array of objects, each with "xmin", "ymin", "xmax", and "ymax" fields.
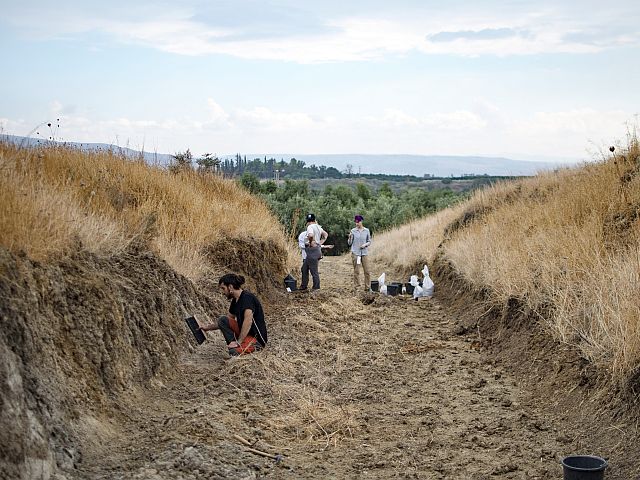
[{"xmin": 349, "ymin": 227, "xmax": 371, "ymax": 255}]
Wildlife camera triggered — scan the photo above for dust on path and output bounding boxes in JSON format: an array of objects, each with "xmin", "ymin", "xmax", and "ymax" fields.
[{"xmin": 76, "ymin": 256, "xmax": 573, "ymax": 479}]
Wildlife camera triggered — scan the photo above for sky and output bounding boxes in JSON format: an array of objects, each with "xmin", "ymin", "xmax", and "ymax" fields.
[{"xmin": 1, "ymin": 0, "xmax": 639, "ymax": 165}]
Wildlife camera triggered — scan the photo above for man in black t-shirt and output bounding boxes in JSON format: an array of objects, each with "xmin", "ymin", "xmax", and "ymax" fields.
[{"xmin": 199, "ymin": 273, "xmax": 267, "ymax": 356}]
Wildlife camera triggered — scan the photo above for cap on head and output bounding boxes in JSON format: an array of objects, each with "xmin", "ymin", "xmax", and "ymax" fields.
[
  {"xmin": 354, "ymin": 215, "xmax": 364, "ymax": 222},
  {"xmin": 306, "ymin": 213, "xmax": 316, "ymax": 222}
]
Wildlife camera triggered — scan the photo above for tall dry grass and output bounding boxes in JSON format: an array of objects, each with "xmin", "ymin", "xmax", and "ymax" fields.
[
  {"xmin": 378, "ymin": 134, "xmax": 640, "ymax": 388},
  {"xmin": 372, "ymin": 204, "xmax": 466, "ymax": 277},
  {"xmin": 0, "ymin": 142, "xmax": 296, "ymax": 280}
]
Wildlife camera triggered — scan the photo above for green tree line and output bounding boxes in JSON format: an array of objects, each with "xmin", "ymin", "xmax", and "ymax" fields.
[
  {"xmin": 168, "ymin": 150, "xmax": 507, "ymax": 254},
  {"xmin": 218, "ymin": 155, "xmax": 343, "ymax": 179},
  {"xmin": 238, "ymin": 173, "xmax": 465, "ymax": 254}
]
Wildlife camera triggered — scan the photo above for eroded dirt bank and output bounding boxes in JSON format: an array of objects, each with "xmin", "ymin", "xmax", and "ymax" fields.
[
  {"xmin": 43, "ymin": 255, "xmax": 638, "ymax": 480},
  {"xmin": 432, "ymin": 253, "xmax": 640, "ymax": 479},
  {"xmin": 0, "ymin": 243, "xmax": 221, "ymax": 479}
]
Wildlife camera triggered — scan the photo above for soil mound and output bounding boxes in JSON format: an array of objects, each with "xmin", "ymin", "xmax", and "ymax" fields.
[{"xmin": 0, "ymin": 242, "xmax": 225, "ymax": 479}]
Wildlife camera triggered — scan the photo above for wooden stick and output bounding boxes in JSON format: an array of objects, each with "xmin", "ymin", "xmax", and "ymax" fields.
[
  {"xmin": 245, "ymin": 446, "xmax": 280, "ymax": 460},
  {"xmin": 233, "ymin": 434, "xmax": 252, "ymax": 446},
  {"xmin": 233, "ymin": 434, "xmax": 284, "ymax": 461}
]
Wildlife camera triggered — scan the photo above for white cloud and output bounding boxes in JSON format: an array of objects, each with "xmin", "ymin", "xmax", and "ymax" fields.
[
  {"xmin": 234, "ymin": 106, "xmax": 317, "ymax": 130},
  {"xmin": 206, "ymin": 98, "xmax": 231, "ymax": 127},
  {"xmin": 2, "ymin": 103, "xmax": 636, "ymax": 161},
  {"xmin": 0, "ymin": 118, "xmax": 33, "ymax": 136},
  {"xmin": 0, "ymin": 100, "xmax": 327, "ymax": 152},
  {"xmin": 97, "ymin": 14, "xmax": 619, "ymax": 61},
  {"xmin": 376, "ymin": 109, "xmax": 420, "ymax": 128},
  {"xmin": 511, "ymin": 108, "xmax": 630, "ymax": 136},
  {"xmin": 4, "ymin": 2, "xmax": 639, "ymax": 62},
  {"xmin": 365, "ymin": 108, "xmax": 486, "ymax": 131},
  {"xmin": 502, "ymin": 109, "xmax": 634, "ymax": 157},
  {"xmin": 50, "ymin": 101, "xmax": 64, "ymax": 115}
]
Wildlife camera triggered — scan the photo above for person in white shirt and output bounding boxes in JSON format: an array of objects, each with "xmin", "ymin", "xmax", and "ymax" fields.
[
  {"xmin": 298, "ymin": 230, "xmax": 308, "ymax": 260},
  {"xmin": 298, "ymin": 229, "xmax": 309, "ymax": 289},
  {"xmin": 301, "ymin": 213, "xmax": 328, "ymax": 290}
]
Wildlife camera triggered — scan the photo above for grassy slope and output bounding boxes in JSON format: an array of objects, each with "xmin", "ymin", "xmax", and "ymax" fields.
[
  {"xmin": 375, "ymin": 135, "xmax": 640, "ymax": 392},
  {"xmin": 0, "ymin": 142, "xmax": 298, "ymax": 478},
  {"xmin": 0, "ymin": 143, "xmax": 298, "ymax": 279}
]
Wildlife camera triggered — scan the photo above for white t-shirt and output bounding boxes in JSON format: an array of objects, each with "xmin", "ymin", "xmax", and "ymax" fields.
[{"xmin": 306, "ymin": 223, "xmax": 325, "ymax": 244}]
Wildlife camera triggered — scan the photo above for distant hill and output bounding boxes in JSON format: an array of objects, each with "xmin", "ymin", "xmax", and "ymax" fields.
[
  {"xmin": 244, "ymin": 153, "xmax": 561, "ymax": 177},
  {"xmin": 1, "ymin": 134, "xmax": 563, "ymax": 176},
  {"xmin": 0, "ymin": 134, "xmax": 174, "ymax": 166}
]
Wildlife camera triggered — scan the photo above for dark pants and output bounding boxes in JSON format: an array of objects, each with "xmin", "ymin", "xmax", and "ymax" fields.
[
  {"xmin": 300, "ymin": 258, "xmax": 309, "ymax": 289},
  {"xmin": 301, "ymin": 247, "xmax": 321, "ymax": 289},
  {"xmin": 301, "ymin": 257, "xmax": 320, "ymax": 289},
  {"xmin": 217, "ymin": 315, "xmax": 261, "ymax": 356}
]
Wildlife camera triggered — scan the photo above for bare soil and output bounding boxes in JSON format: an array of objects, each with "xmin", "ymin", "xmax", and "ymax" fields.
[
  {"xmin": 3, "ymin": 244, "xmax": 639, "ymax": 479},
  {"xmin": 56, "ymin": 256, "xmax": 639, "ymax": 479}
]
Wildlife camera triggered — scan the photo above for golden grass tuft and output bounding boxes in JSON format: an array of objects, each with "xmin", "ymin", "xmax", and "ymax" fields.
[
  {"xmin": 0, "ymin": 142, "xmax": 296, "ymax": 280},
  {"xmin": 372, "ymin": 204, "xmax": 465, "ymax": 277},
  {"xmin": 374, "ymin": 133, "xmax": 640, "ymax": 389},
  {"xmin": 220, "ymin": 319, "xmax": 359, "ymax": 449}
]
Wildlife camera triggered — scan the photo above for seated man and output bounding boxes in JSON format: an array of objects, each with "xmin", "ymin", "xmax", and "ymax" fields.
[{"xmin": 199, "ymin": 273, "xmax": 267, "ymax": 356}]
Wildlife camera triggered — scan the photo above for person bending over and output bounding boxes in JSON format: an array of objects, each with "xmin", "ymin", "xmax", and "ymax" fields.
[
  {"xmin": 199, "ymin": 273, "xmax": 267, "ymax": 356},
  {"xmin": 302, "ymin": 212, "xmax": 329, "ymax": 290}
]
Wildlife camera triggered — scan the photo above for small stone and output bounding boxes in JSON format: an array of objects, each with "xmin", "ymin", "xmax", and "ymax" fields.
[{"xmin": 493, "ymin": 463, "xmax": 518, "ymax": 474}]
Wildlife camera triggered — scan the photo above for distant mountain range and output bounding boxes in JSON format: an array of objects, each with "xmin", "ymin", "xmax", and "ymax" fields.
[
  {"xmin": 249, "ymin": 153, "xmax": 564, "ymax": 177},
  {"xmin": 1, "ymin": 135, "xmax": 174, "ymax": 166},
  {"xmin": 1, "ymin": 134, "xmax": 568, "ymax": 176}
]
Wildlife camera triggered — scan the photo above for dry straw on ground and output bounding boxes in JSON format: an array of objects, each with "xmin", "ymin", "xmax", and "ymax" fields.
[
  {"xmin": 372, "ymin": 204, "xmax": 465, "ymax": 278},
  {"xmin": 213, "ymin": 295, "xmax": 362, "ymax": 450}
]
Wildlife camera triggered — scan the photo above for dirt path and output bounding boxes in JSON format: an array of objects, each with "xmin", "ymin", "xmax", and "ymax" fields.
[{"xmin": 75, "ymin": 256, "xmax": 577, "ymax": 479}]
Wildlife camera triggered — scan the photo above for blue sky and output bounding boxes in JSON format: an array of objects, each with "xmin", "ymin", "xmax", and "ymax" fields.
[{"xmin": 1, "ymin": 0, "xmax": 639, "ymax": 163}]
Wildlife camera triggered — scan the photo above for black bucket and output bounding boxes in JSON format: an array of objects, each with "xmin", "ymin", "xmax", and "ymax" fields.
[
  {"xmin": 405, "ymin": 283, "xmax": 415, "ymax": 295},
  {"xmin": 561, "ymin": 455, "xmax": 607, "ymax": 480},
  {"xmin": 387, "ymin": 284, "xmax": 399, "ymax": 296},
  {"xmin": 284, "ymin": 274, "xmax": 297, "ymax": 291},
  {"xmin": 370, "ymin": 280, "xmax": 379, "ymax": 292}
]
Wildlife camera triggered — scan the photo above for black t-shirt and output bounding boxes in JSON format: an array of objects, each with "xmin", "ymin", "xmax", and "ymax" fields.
[{"xmin": 229, "ymin": 290, "xmax": 268, "ymax": 346}]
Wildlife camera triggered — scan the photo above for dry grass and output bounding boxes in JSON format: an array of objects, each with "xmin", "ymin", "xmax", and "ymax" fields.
[
  {"xmin": 376, "ymin": 133, "xmax": 640, "ymax": 388},
  {"xmin": 444, "ymin": 137, "xmax": 640, "ymax": 387},
  {"xmin": 372, "ymin": 204, "xmax": 465, "ymax": 277},
  {"xmin": 0, "ymin": 142, "xmax": 296, "ymax": 281},
  {"xmin": 217, "ymin": 296, "xmax": 362, "ymax": 450}
]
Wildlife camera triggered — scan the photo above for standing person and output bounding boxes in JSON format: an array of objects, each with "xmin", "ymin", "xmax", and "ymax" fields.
[
  {"xmin": 302, "ymin": 213, "xmax": 328, "ymax": 290},
  {"xmin": 348, "ymin": 214, "xmax": 372, "ymax": 292},
  {"xmin": 198, "ymin": 273, "xmax": 267, "ymax": 356}
]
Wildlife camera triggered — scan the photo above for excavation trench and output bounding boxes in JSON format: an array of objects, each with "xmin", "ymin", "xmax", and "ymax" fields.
[{"xmin": 4, "ymin": 249, "xmax": 639, "ymax": 479}]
